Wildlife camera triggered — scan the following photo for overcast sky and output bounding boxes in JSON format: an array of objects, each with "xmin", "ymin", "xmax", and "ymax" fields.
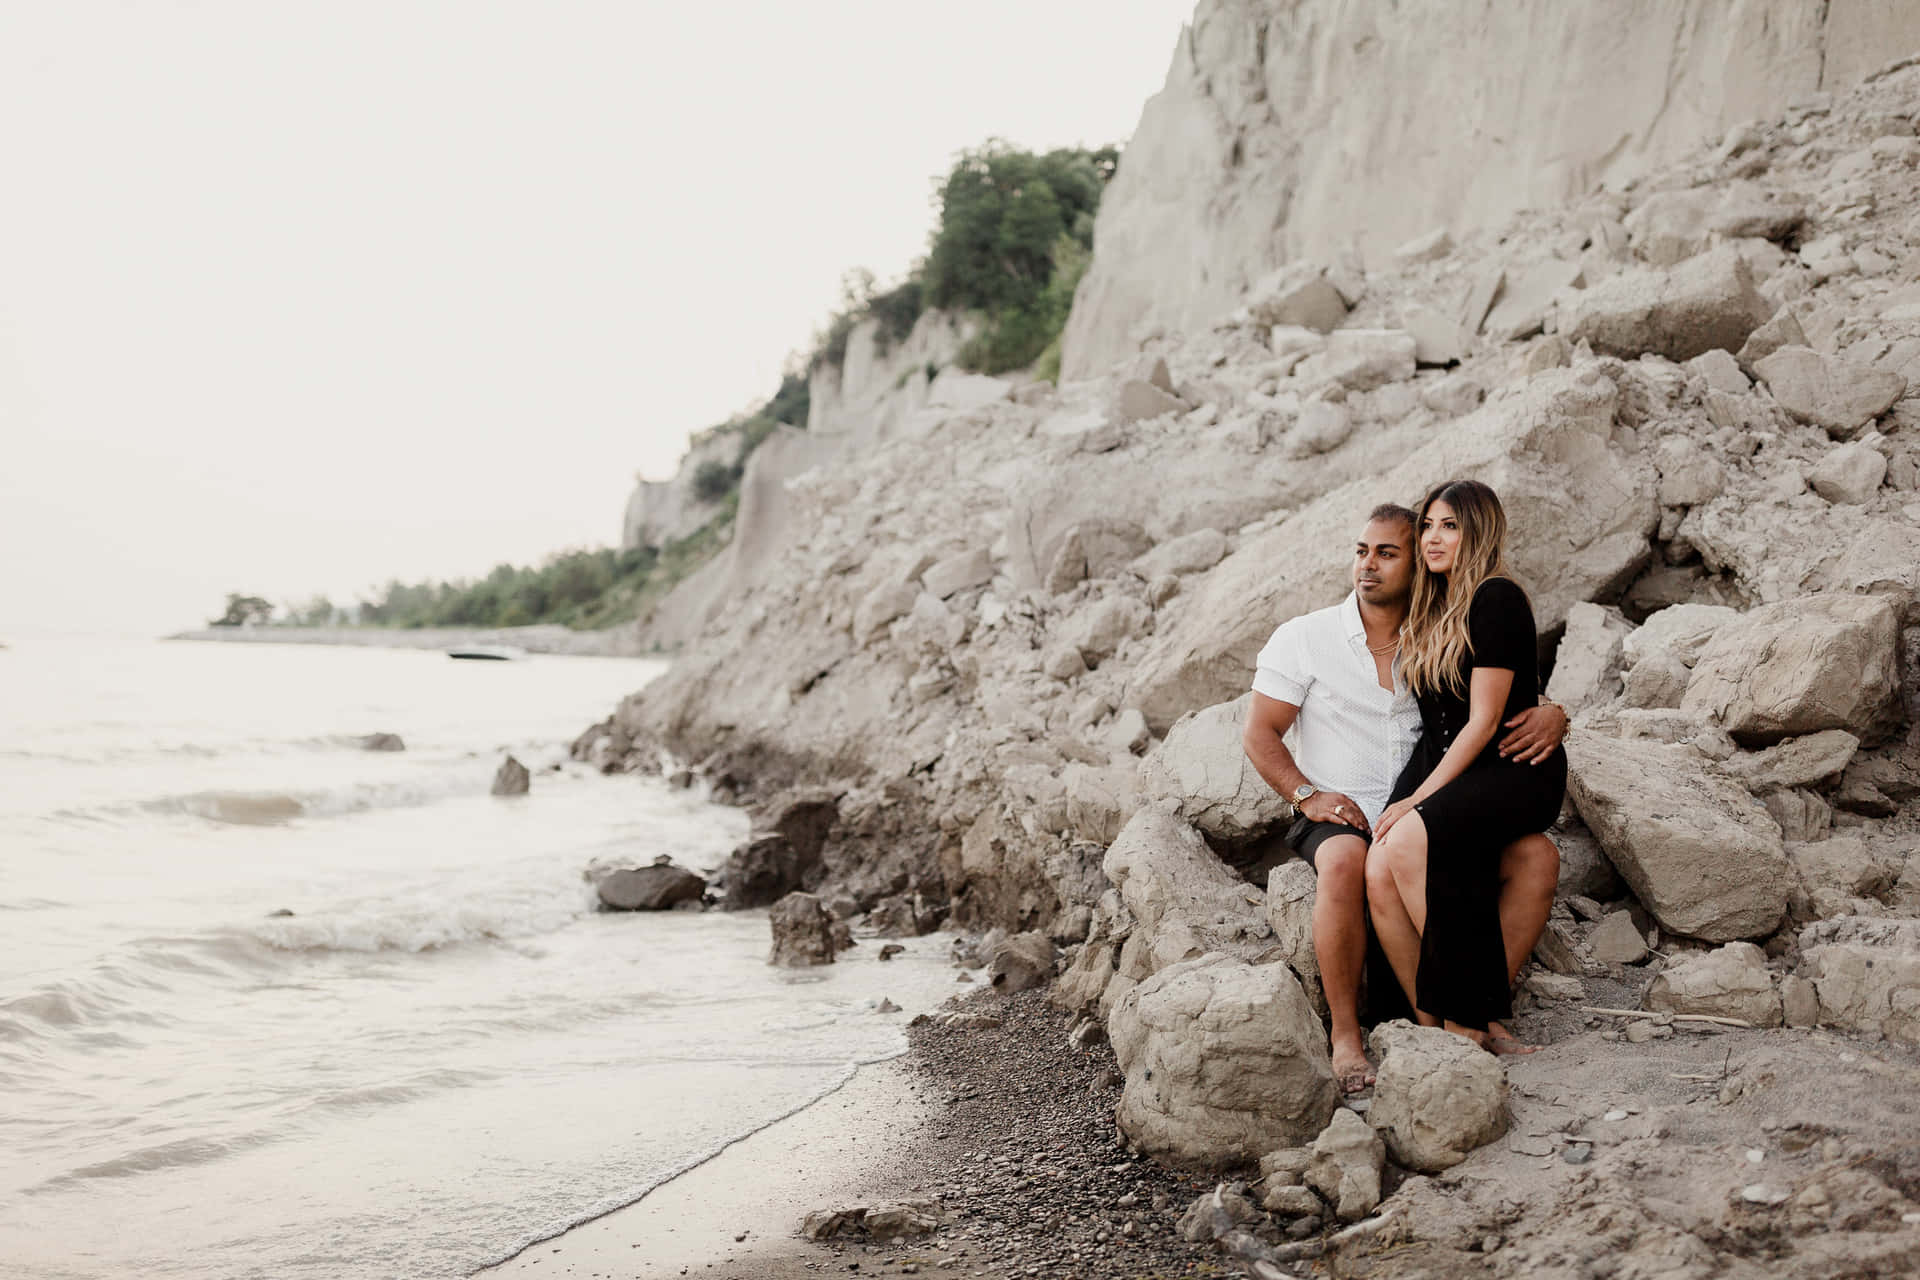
[{"xmin": 0, "ymin": 1, "xmax": 1194, "ymax": 635}]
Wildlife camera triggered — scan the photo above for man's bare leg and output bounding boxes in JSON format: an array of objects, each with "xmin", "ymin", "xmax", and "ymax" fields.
[
  {"xmin": 1486, "ymin": 833, "xmax": 1560, "ymax": 1055},
  {"xmin": 1311, "ymin": 835, "xmax": 1374, "ymax": 1093}
]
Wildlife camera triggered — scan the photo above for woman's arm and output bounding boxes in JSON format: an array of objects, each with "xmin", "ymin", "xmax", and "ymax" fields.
[{"xmin": 1374, "ymin": 666, "xmax": 1513, "ymax": 837}]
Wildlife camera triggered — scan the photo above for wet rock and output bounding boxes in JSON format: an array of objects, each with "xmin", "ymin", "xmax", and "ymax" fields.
[
  {"xmin": 868, "ymin": 891, "xmax": 942, "ymax": 938},
  {"xmin": 1367, "ymin": 1021, "xmax": 1508, "ymax": 1172},
  {"xmin": 1560, "ymin": 244, "xmax": 1771, "ymax": 363},
  {"xmin": 1109, "ymin": 954, "xmax": 1337, "ymax": 1168},
  {"xmin": 491, "ymin": 755, "xmax": 530, "ymax": 796},
  {"xmin": 721, "ymin": 834, "xmax": 817, "ymax": 909},
  {"xmin": 987, "ymin": 931, "xmax": 1057, "ymax": 993},
  {"xmin": 359, "ymin": 732, "xmax": 405, "ymax": 752},
  {"xmin": 1305, "ymin": 1108, "xmax": 1385, "ymax": 1221},
  {"xmin": 1682, "ymin": 594, "xmax": 1902, "ymax": 746},
  {"xmin": 598, "ymin": 859, "xmax": 707, "ymax": 911},
  {"xmin": 769, "ymin": 892, "xmax": 851, "ymax": 967},
  {"xmin": 1589, "ymin": 910, "xmax": 1650, "ymax": 964},
  {"xmin": 1800, "ymin": 916, "xmax": 1920, "ymax": 1045},
  {"xmin": 1647, "ymin": 941, "xmax": 1782, "ymax": 1026},
  {"xmin": 1136, "ymin": 693, "xmax": 1292, "ymax": 846},
  {"xmin": 801, "ymin": 1199, "xmax": 943, "ymax": 1242},
  {"xmin": 1754, "ymin": 346, "xmax": 1906, "ymax": 439},
  {"xmin": 1566, "ymin": 731, "xmax": 1789, "ymax": 941}
]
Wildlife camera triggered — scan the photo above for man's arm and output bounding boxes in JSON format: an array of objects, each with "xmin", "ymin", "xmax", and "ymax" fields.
[
  {"xmin": 1497, "ymin": 701, "xmax": 1569, "ymax": 764},
  {"xmin": 1243, "ymin": 692, "xmax": 1370, "ymax": 832}
]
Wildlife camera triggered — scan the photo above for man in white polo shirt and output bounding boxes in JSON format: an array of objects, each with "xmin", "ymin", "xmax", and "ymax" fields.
[{"xmin": 1242, "ymin": 503, "xmax": 1565, "ymax": 1092}]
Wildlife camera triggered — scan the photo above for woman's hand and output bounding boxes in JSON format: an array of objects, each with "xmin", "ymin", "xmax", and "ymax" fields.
[
  {"xmin": 1300, "ymin": 789, "xmax": 1368, "ymax": 833},
  {"xmin": 1374, "ymin": 798, "xmax": 1417, "ymax": 841}
]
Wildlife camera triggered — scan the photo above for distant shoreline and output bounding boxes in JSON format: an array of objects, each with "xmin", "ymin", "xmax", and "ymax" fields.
[{"xmin": 168, "ymin": 623, "xmax": 655, "ymax": 658}]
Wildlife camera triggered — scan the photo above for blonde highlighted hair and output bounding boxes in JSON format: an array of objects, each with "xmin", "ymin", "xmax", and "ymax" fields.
[{"xmin": 1400, "ymin": 479, "xmax": 1521, "ymax": 698}]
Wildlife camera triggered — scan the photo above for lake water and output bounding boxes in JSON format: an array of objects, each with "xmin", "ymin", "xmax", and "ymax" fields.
[{"xmin": 0, "ymin": 632, "xmax": 957, "ymax": 1279}]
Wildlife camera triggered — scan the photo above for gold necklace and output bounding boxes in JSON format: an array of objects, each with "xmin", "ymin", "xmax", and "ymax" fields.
[{"xmin": 1366, "ymin": 632, "xmax": 1400, "ymax": 655}]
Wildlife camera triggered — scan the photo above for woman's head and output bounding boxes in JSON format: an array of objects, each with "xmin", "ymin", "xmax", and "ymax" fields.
[
  {"xmin": 1402, "ymin": 478, "xmax": 1517, "ymax": 696},
  {"xmin": 1416, "ymin": 478, "xmax": 1507, "ymax": 582}
]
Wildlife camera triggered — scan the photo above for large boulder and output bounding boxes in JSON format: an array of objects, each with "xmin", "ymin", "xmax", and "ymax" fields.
[
  {"xmin": 1127, "ymin": 368, "xmax": 1655, "ymax": 730},
  {"xmin": 1547, "ymin": 602, "xmax": 1634, "ymax": 712},
  {"xmin": 987, "ymin": 931, "xmax": 1057, "ymax": 993},
  {"xmin": 1101, "ymin": 806, "xmax": 1271, "ymax": 982},
  {"xmin": 597, "ymin": 859, "xmax": 707, "ymax": 911},
  {"xmin": 1622, "ymin": 602, "xmax": 1742, "ymax": 668},
  {"xmin": 1559, "ymin": 244, "xmax": 1772, "ymax": 363},
  {"xmin": 721, "ymin": 835, "xmax": 820, "ymax": 909},
  {"xmin": 1136, "ymin": 693, "xmax": 1292, "ymax": 846},
  {"xmin": 1564, "ymin": 731, "xmax": 1788, "ymax": 941},
  {"xmin": 1753, "ymin": 346, "xmax": 1906, "ymax": 439},
  {"xmin": 1265, "ymin": 858, "xmax": 1326, "ymax": 1019},
  {"xmin": 1366, "ymin": 1021, "xmax": 1508, "ymax": 1172},
  {"xmin": 1645, "ymin": 941, "xmax": 1783, "ymax": 1026},
  {"xmin": 1681, "ymin": 594, "xmax": 1902, "ymax": 746},
  {"xmin": 1109, "ymin": 955, "xmax": 1338, "ymax": 1167},
  {"xmin": 1800, "ymin": 916, "xmax": 1920, "ymax": 1046}
]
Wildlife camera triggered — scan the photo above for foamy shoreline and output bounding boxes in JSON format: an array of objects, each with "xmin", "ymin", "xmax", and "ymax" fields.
[
  {"xmin": 168, "ymin": 623, "xmax": 651, "ymax": 658},
  {"xmin": 476, "ymin": 1057, "xmax": 936, "ymax": 1279}
]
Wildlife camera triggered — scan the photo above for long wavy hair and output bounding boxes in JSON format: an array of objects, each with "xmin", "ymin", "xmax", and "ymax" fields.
[{"xmin": 1401, "ymin": 479, "xmax": 1518, "ymax": 698}]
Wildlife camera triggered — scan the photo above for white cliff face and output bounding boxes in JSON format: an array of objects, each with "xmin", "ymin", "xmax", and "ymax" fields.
[
  {"xmin": 806, "ymin": 309, "xmax": 976, "ymax": 447},
  {"xmin": 620, "ymin": 428, "xmax": 740, "ymax": 550},
  {"xmin": 1062, "ymin": 0, "xmax": 1920, "ymax": 380}
]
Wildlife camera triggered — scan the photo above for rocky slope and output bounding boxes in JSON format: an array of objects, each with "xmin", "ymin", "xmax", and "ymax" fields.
[
  {"xmin": 1063, "ymin": 0, "xmax": 1920, "ymax": 380},
  {"xmin": 576, "ymin": 44, "xmax": 1920, "ymax": 1278}
]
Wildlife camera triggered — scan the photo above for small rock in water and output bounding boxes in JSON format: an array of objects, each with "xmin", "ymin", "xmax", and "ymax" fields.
[
  {"xmin": 491, "ymin": 755, "xmax": 531, "ymax": 796},
  {"xmin": 956, "ymin": 971, "xmax": 974, "ymax": 983},
  {"xmin": 267, "ymin": 908, "xmax": 295, "ymax": 918},
  {"xmin": 359, "ymin": 732, "xmax": 405, "ymax": 752},
  {"xmin": 879, "ymin": 944, "xmax": 906, "ymax": 962},
  {"xmin": 877, "ymin": 998, "xmax": 901, "ymax": 1014}
]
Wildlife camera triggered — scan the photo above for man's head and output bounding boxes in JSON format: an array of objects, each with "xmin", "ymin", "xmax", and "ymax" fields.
[{"xmin": 1353, "ymin": 503, "xmax": 1416, "ymax": 606}]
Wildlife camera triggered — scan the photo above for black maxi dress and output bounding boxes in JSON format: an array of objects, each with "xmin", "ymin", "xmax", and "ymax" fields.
[{"xmin": 1385, "ymin": 576, "xmax": 1567, "ymax": 1031}]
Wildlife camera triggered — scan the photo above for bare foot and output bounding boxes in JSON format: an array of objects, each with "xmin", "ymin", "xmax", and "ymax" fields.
[
  {"xmin": 1331, "ymin": 1038, "xmax": 1375, "ymax": 1095},
  {"xmin": 1485, "ymin": 1021, "xmax": 1540, "ymax": 1056},
  {"xmin": 1441, "ymin": 1020, "xmax": 1488, "ymax": 1048}
]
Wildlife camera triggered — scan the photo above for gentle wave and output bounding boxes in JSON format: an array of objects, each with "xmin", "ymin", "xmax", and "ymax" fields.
[
  {"xmin": 247, "ymin": 879, "xmax": 594, "ymax": 955},
  {"xmin": 52, "ymin": 765, "xmax": 532, "ymax": 829},
  {"xmin": 29, "ymin": 1130, "xmax": 284, "ymax": 1191}
]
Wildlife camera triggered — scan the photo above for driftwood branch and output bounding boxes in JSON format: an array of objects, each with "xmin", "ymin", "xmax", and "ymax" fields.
[{"xmin": 1582, "ymin": 1005, "xmax": 1753, "ymax": 1029}]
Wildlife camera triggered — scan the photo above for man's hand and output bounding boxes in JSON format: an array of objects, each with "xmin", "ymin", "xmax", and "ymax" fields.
[
  {"xmin": 1498, "ymin": 701, "xmax": 1568, "ymax": 764},
  {"xmin": 1299, "ymin": 789, "xmax": 1368, "ymax": 833}
]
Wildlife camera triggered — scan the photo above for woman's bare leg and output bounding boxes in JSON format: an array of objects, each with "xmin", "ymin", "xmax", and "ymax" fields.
[{"xmin": 1366, "ymin": 812, "xmax": 1439, "ymax": 1026}]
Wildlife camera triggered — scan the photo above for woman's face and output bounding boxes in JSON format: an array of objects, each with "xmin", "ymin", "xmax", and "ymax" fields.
[{"xmin": 1420, "ymin": 499, "xmax": 1461, "ymax": 576}]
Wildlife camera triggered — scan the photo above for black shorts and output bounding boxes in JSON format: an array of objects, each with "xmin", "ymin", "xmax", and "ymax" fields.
[{"xmin": 1283, "ymin": 815, "xmax": 1371, "ymax": 866}]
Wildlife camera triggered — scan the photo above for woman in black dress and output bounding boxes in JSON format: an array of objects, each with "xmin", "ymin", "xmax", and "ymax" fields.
[{"xmin": 1365, "ymin": 479, "xmax": 1566, "ymax": 1045}]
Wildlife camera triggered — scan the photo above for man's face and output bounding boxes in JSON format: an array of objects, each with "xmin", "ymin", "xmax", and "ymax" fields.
[{"xmin": 1353, "ymin": 518, "xmax": 1414, "ymax": 606}]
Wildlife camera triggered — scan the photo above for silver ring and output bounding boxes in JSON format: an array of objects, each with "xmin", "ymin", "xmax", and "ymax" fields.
[{"xmin": 1335, "ymin": 804, "xmax": 1345, "ymax": 815}]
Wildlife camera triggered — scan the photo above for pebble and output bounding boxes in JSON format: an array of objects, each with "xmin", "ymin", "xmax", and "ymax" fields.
[
  {"xmin": 1604, "ymin": 1109, "xmax": 1629, "ymax": 1122},
  {"xmin": 1564, "ymin": 1143, "xmax": 1593, "ymax": 1165},
  {"xmin": 1741, "ymin": 1184, "xmax": 1790, "ymax": 1206},
  {"xmin": 1745, "ymin": 1148, "xmax": 1765, "ymax": 1163}
]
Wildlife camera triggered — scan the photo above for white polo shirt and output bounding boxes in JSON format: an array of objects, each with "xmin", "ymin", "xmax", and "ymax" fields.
[{"xmin": 1251, "ymin": 592, "xmax": 1423, "ymax": 824}]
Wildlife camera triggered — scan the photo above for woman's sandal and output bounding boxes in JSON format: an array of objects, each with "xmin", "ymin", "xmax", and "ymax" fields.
[{"xmin": 1337, "ymin": 1064, "xmax": 1376, "ymax": 1095}]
